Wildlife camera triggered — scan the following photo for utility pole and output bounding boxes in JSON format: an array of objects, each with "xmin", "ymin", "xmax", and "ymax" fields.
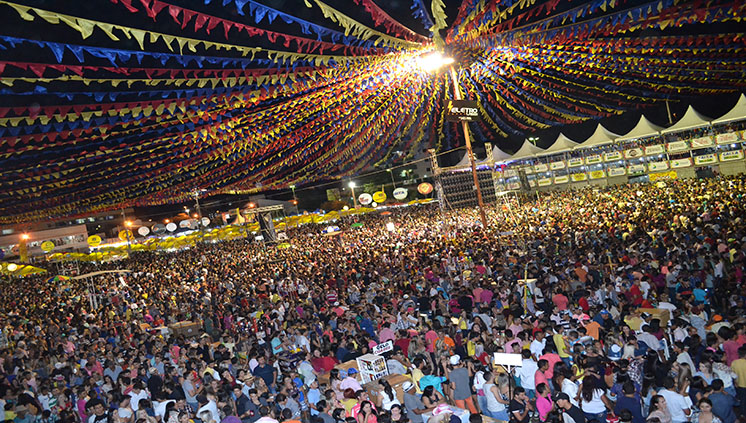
[{"xmin": 448, "ymin": 66, "xmax": 488, "ymax": 228}]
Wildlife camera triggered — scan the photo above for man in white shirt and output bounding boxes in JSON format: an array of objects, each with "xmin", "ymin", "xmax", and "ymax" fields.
[
  {"xmin": 518, "ymin": 350, "xmax": 538, "ymax": 399},
  {"xmin": 129, "ymin": 381, "xmax": 150, "ymax": 411},
  {"xmin": 196, "ymin": 395, "xmax": 221, "ymax": 423},
  {"xmin": 658, "ymin": 377, "xmax": 692, "ymax": 423},
  {"xmin": 530, "ymin": 331, "xmax": 547, "ymax": 361}
]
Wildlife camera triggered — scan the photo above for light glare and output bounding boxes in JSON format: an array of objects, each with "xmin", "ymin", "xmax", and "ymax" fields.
[{"xmin": 418, "ymin": 52, "xmax": 454, "ymax": 72}]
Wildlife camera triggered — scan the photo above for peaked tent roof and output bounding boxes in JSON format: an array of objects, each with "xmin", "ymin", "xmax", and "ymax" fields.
[
  {"xmin": 575, "ymin": 123, "xmax": 621, "ymax": 148},
  {"xmin": 536, "ymin": 133, "xmax": 580, "ymax": 156},
  {"xmin": 616, "ymin": 115, "xmax": 664, "ymax": 141},
  {"xmin": 712, "ymin": 93, "xmax": 746, "ymax": 125},
  {"xmin": 491, "ymin": 145, "xmax": 513, "ymax": 162},
  {"xmin": 661, "ymin": 105, "xmax": 712, "ymax": 133},
  {"xmin": 510, "ymin": 141, "xmax": 546, "ymax": 161}
]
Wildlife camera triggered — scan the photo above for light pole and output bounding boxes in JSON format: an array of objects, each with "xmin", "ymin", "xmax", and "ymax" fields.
[
  {"xmin": 194, "ymin": 189, "xmax": 205, "ymax": 239},
  {"xmin": 387, "ymin": 169, "xmax": 396, "ymax": 188},
  {"xmin": 348, "ymin": 181, "xmax": 357, "ymax": 208},
  {"xmin": 123, "ymin": 219, "xmax": 133, "ymax": 256},
  {"xmin": 447, "ymin": 65, "xmax": 488, "ymax": 228},
  {"xmin": 290, "ymin": 185, "xmax": 299, "ymax": 214},
  {"xmin": 418, "ymin": 51, "xmax": 488, "ymax": 228}
]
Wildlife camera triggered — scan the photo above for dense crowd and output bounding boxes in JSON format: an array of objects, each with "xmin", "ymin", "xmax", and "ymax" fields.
[{"xmin": 2, "ymin": 175, "xmax": 746, "ymax": 423}]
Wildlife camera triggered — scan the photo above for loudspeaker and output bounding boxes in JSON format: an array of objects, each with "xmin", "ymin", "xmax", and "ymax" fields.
[{"xmin": 257, "ymin": 211, "xmax": 277, "ymax": 242}]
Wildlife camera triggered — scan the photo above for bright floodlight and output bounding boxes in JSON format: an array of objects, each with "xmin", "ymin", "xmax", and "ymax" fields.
[
  {"xmin": 20, "ymin": 233, "xmax": 30, "ymax": 240},
  {"xmin": 348, "ymin": 181, "xmax": 356, "ymax": 188},
  {"xmin": 418, "ymin": 52, "xmax": 454, "ymax": 72}
]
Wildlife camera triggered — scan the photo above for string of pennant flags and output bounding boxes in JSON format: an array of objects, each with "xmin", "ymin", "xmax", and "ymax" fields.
[{"xmin": 0, "ymin": 0, "xmax": 745, "ymax": 224}]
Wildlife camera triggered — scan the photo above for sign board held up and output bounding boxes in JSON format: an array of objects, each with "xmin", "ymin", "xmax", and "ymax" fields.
[{"xmin": 372, "ymin": 340, "xmax": 393, "ymax": 355}]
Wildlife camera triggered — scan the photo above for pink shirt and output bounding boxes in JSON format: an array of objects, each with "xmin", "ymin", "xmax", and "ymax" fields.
[
  {"xmin": 537, "ymin": 396, "xmax": 553, "ymax": 421},
  {"xmin": 379, "ymin": 328, "xmax": 396, "ymax": 343},
  {"xmin": 535, "ymin": 369, "xmax": 549, "ymax": 390},
  {"xmin": 425, "ymin": 330, "xmax": 439, "ymax": 353}
]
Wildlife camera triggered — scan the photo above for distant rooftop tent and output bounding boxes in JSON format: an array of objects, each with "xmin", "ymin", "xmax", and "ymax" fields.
[
  {"xmin": 510, "ymin": 140, "xmax": 547, "ymax": 161},
  {"xmin": 616, "ymin": 115, "xmax": 664, "ymax": 141},
  {"xmin": 536, "ymin": 133, "xmax": 579, "ymax": 157},
  {"xmin": 660, "ymin": 105, "xmax": 712, "ymax": 133},
  {"xmin": 712, "ymin": 93, "xmax": 746, "ymax": 125},
  {"xmin": 575, "ymin": 124, "xmax": 621, "ymax": 148}
]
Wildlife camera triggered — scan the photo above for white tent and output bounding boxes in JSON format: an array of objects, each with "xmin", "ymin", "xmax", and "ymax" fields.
[
  {"xmin": 510, "ymin": 140, "xmax": 546, "ymax": 161},
  {"xmin": 536, "ymin": 133, "xmax": 579, "ymax": 157},
  {"xmin": 712, "ymin": 93, "xmax": 746, "ymax": 125},
  {"xmin": 491, "ymin": 145, "xmax": 513, "ymax": 162},
  {"xmin": 575, "ymin": 123, "xmax": 620, "ymax": 148},
  {"xmin": 452, "ymin": 144, "xmax": 513, "ymax": 168},
  {"xmin": 661, "ymin": 105, "xmax": 712, "ymax": 133},
  {"xmin": 616, "ymin": 115, "xmax": 663, "ymax": 141}
]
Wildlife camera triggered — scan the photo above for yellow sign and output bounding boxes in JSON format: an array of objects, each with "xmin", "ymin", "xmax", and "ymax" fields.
[
  {"xmin": 118, "ymin": 230, "xmax": 133, "ymax": 242},
  {"xmin": 41, "ymin": 241, "xmax": 55, "ymax": 252},
  {"xmin": 87, "ymin": 235, "xmax": 102, "ymax": 247},
  {"xmin": 372, "ymin": 191, "xmax": 387, "ymax": 203},
  {"xmin": 648, "ymin": 170, "xmax": 677, "ymax": 181}
]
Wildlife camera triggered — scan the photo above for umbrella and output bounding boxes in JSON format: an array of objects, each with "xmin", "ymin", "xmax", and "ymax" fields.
[{"xmin": 46, "ymin": 275, "xmax": 71, "ymax": 283}]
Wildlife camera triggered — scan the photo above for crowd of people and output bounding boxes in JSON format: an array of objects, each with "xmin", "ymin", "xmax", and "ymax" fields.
[{"xmin": 1, "ymin": 174, "xmax": 746, "ymax": 423}]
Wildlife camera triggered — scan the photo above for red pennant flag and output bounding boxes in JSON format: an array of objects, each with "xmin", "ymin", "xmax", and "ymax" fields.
[
  {"xmin": 181, "ymin": 9, "xmax": 196, "ymax": 29},
  {"xmin": 205, "ymin": 16, "xmax": 221, "ymax": 34},
  {"xmin": 194, "ymin": 14, "xmax": 208, "ymax": 32},
  {"xmin": 222, "ymin": 20, "xmax": 233, "ymax": 39},
  {"xmin": 28, "ymin": 63, "xmax": 47, "ymax": 78},
  {"xmin": 167, "ymin": 5, "xmax": 181, "ymax": 25},
  {"xmin": 118, "ymin": 0, "xmax": 139, "ymax": 13}
]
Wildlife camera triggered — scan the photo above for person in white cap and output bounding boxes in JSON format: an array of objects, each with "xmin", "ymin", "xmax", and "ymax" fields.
[{"xmin": 403, "ymin": 381, "xmax": 427, "ymax": 423}]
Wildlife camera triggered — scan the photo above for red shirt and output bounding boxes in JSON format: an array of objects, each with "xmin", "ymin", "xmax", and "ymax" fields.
[{"xmin": 552, "ymin": 294, "xmax": 569, "ymax": 311}]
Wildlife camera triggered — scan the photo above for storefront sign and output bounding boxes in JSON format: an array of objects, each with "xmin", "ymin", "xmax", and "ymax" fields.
[
  {"xmin": 567, "ymin": 157, "xmax": 584, "ymax": 167},
  {"xmin": 624, "ymin": 148, "xmax": 643, "ymax": 159},
  {"xmin": 716, "ymin": 132, "xmax": 739, "ymax": 144},
  {"xmin": 550, "ymin": 161, "xmax": 566, "ymax": 170},
  {"xmin": 694, "ymin": 153, "xmax": 717, "ymax": 165},
  {"xmin": 534, "ymin": 163, "xmax": 549, "ymax": 172},
  {"xmin": 537, "ymin": 178, "xmax": 552, "ymax": 186},
  {"xmin": 670, "ymin": 158, "xmax": 693, "ymax": 168},
  {"xmin": 628, "ymin": 164, "xmax": 646, "ymax": 175},
  {"xmin": 647, "ymin": 161, "xmax": 670, "ymax": 172},
  {"xmin": 553, "ymin": 175, "xmax": 569, "ymax": 184},
  {"xmin": 589, "ymin": 170, "xmax": 606, "ymax": 179},
  {"xmin": 604, "ymin": 152, "xmax": 622, "ymax": 162},
  {"xmin": 667, "ymin": 141, "xmax": 689, "ymax": 153},
  {"xmin": 571, "ymin": 173, "xmax": 588, "ymax": 182},
  {"xmin": 719, "ymin": 150, "xmax": 744, "ymax": 161},
  {"xmin": 649, "ymin": 170, "xmax": 678, "ymax": 181},
  {"xmin": 644, "ymin": 145, "xmax": 666, "ymax": 155},
  {"xmin": 691, "ymin": 136, "xmax": 714, "ymax": 149},
  {"xmin": 585, "ymin": 155, "xmax": 602, "ymax": 164},
  {"xmin": 607, "ymin": 167, "xmax": 626, "ymax": 177}
]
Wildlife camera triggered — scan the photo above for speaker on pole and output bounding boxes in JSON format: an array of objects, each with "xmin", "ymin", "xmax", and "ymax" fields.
[{"xmin": 257, "ymin": 211, "xmax": 277, "ymax": 242}]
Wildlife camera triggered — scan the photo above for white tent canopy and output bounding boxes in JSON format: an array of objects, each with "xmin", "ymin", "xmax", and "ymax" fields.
[
  {"xmin": 576, "ymin": 123, "xmax": 620, "ymax": 148},
  {"xmin": 616, "ymin": 115, "xmax": 663, "ymax": 141},
  {"xmin": 536, "ymin": 133, "xmax": 579, "ymax": 156},
  {"xmin": 661, "ymin": 105, "xmax": 712, "ymax": 133},
  {"xmin": 712, "ymin": 93, "xmax": 746, "ymax": 125},
  {"xmin": 491, "ymin": 145, "xmax": 513, "ymax": 162},
  {"xmin": 510, "ymin": 141, "xmax": 546, "ymax": 161}
]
